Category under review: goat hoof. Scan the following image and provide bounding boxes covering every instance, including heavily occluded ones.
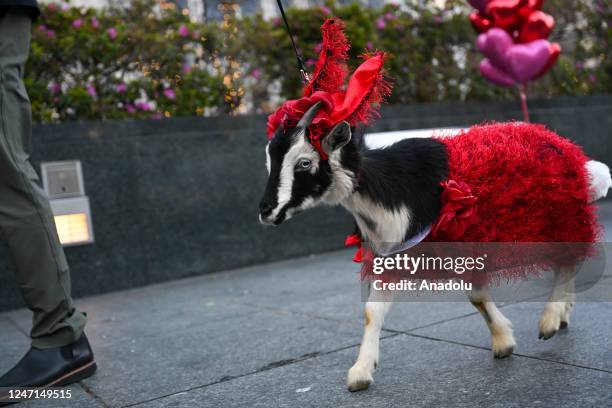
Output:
[538,313,561,340]
[348,380,372,392]
[538,329,557,340]
[559,321,568,330]
[494,346,514,359]
[347,364,373,392]
[492,333,515,359]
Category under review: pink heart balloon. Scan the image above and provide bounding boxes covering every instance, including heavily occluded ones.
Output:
[506,39,551,82]
[476,33,488,51]
[480,59,517,87]
[468,0,491,13]
[477,27,555,84]
[478,28,514,70]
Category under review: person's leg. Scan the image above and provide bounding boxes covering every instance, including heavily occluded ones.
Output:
[0,9,86,349]
[0,9,95,397]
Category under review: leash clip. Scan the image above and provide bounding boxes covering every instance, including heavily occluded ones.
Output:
[300,70,311,84]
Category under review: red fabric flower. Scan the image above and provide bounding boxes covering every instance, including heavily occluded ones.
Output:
[266,92,335,139]
[266,92,337,158]
[430,180,478,240]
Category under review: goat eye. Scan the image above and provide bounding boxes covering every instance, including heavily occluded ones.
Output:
[296,159,312,171]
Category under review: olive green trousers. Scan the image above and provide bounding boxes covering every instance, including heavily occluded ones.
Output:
[0,8,86,349]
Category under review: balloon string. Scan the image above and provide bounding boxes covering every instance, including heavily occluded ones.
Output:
[519,84,530,123]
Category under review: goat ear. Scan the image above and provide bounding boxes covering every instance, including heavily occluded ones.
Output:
[322,121,351,155]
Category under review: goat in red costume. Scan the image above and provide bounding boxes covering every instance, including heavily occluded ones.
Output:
[259,18,612,392]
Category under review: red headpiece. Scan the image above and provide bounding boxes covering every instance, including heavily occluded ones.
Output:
[266,18,392,159]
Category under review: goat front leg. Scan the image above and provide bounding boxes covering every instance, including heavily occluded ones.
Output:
[347,290,393,392]
[468,287,516,358]
[538,264,576,339]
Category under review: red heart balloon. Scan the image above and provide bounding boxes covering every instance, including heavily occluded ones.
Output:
[487,0,528,30]
[519,11,555,42]
[470,10,492,33]
[518,0,544,19]
[534,42,561,79]
[468,0,492,14]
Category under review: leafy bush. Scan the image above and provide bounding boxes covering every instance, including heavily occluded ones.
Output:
[27,0,610,123]
[27,0,226,122]
[232,0,610,110]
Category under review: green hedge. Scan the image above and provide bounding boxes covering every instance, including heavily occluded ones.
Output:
[27,0,610,123]
[27,0,226,122]
[232,0,610,108]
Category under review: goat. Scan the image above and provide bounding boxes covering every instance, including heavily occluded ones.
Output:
[259,102,612,392]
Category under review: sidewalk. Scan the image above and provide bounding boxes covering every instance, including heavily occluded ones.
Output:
[1,201,611,407]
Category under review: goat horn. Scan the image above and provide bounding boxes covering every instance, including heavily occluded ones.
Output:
[297,101,322,129]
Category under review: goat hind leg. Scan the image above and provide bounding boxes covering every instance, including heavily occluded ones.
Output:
[539,265,576,339]
[347,291,393,392]
[468,288,516,359]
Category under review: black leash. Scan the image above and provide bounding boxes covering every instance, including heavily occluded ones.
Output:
[276,0,310,84]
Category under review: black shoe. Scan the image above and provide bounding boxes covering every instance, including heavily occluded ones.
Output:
[0,334,96,405]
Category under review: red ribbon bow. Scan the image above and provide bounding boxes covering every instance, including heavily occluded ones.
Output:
[344,233,364,263]
[430,180,478,241]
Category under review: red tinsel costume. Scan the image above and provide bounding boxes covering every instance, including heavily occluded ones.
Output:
[432,123,599,244]
[268,18,600,281]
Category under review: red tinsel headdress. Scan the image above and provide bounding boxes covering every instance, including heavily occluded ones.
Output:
[266,18,392,159]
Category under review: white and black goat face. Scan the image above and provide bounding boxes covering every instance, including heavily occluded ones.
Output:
[259,102,354,225]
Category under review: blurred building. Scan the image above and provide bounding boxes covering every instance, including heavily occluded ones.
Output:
[39,0,393,21]
[201,0,391,21]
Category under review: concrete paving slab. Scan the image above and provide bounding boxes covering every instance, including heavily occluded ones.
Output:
[221,253,550,333]
[155,249,360,301]
[249,285,480,333]
[79,289,257,348]
[574,275,612,301]
[80,308,367,407]
[412,298,612,372]
[0,317,29,375]
[220,262,482,332]
[0,309,30,332]
[0,250,356,325]
[190,249,540,332]
[134,334,612,408]
[1,283,260,349]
